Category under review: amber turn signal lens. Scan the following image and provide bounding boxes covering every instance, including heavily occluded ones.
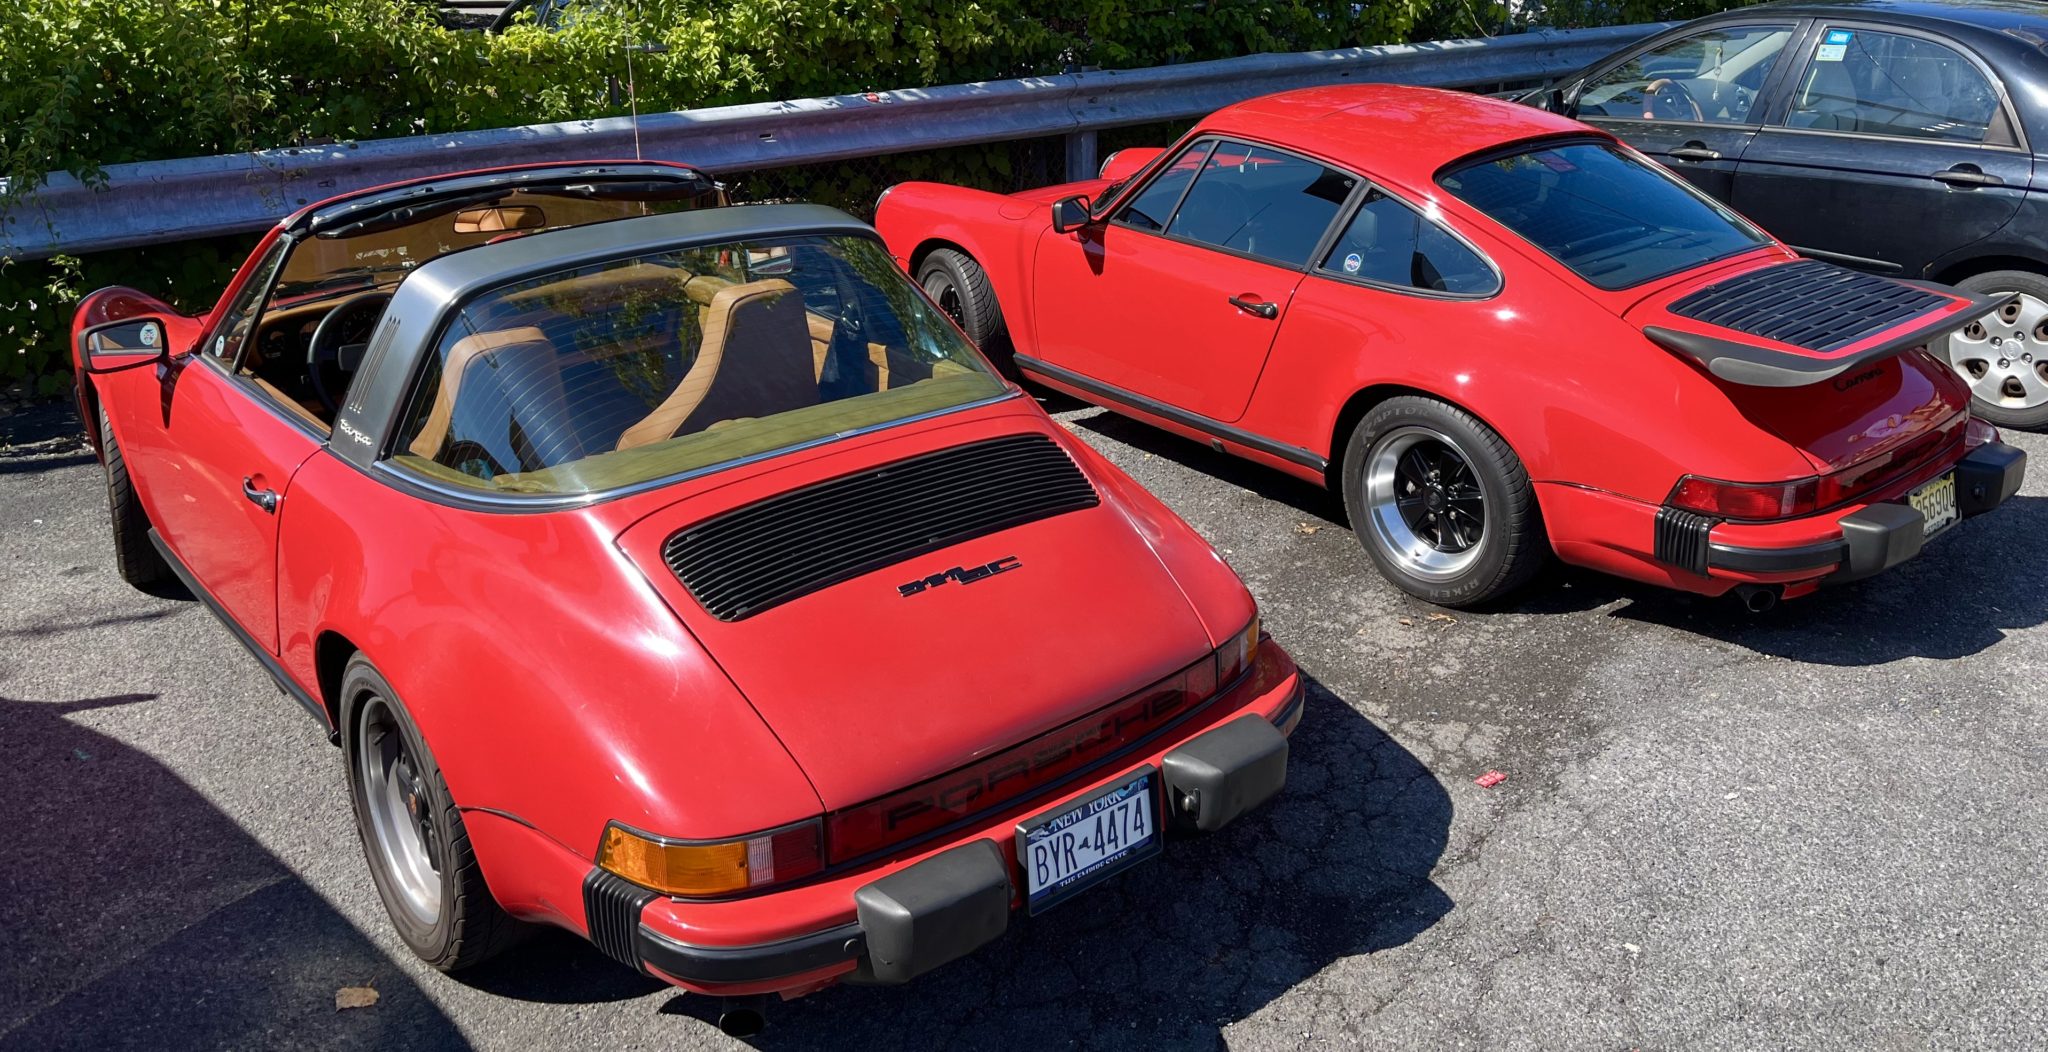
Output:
[597,821,822,897]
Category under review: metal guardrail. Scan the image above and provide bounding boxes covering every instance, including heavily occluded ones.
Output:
[0,22,1668,261]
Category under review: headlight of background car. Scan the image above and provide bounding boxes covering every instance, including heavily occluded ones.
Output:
[597,819,823,897]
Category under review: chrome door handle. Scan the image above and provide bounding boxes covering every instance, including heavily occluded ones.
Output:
[1932,167,2003,188]
[1228,294,1279,319]
[242,477,280,514]
[1668,145,1722,161]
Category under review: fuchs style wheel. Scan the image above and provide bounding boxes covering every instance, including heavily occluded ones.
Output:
[94,402,171,589]
[1946,271,2048,430]
[341,657,522,971]
[917,248,1016,376]
[1341,396,1545,607]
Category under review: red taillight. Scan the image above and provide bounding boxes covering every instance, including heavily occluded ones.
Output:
[1669,475,1817,519]
[1669,420,1966,521]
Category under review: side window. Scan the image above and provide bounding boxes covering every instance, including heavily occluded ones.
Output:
[1164,141,1355,267]
[209,239,289,362]
[1577,25,1794,125]
[1114,142,1214,232]
[1786,28,2001,143]
[1318,190,1497,296]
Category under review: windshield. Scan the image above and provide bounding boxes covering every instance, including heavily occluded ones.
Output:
[274,184,721,299]
[389,234,1008,496]
[1437,141,1769,290]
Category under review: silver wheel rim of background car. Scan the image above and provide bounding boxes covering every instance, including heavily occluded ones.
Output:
[1946,292,2048,411]
[1364,426,1488,581]
[357,696,444,927]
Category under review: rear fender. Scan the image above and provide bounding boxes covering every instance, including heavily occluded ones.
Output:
[875,183,1047,355]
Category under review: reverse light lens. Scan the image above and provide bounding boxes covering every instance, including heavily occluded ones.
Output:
[1966,416,2000,447]
[598,820,822,897]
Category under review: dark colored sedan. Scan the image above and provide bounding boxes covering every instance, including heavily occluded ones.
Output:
[1524,0,2048,428]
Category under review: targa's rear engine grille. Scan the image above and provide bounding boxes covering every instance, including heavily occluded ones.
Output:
[1667,260,1951,353]
[664,433,1099,620]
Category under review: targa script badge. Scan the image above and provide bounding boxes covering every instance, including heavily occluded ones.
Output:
[898,556,1021,597]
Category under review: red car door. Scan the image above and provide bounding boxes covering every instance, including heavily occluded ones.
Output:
[1030,138,1355,423]
[133,351,324,652]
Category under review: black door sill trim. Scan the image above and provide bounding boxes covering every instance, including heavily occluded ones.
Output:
[146,528,338,744]
[1014,355,1327,472]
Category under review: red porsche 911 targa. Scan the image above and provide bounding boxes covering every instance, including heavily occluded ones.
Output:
[875,85,2029,608]
[71,163,1302,1015]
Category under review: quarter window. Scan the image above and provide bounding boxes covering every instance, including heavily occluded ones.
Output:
[1318,191,1497,296]
[1163,141,1355,267]
[1785,28,2001,143]
[1578,25,1794,125]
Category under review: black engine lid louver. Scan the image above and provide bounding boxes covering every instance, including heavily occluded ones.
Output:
[663,433,1100,621]
[1667,259,1950,353]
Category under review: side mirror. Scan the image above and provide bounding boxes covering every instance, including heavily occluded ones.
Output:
[1050,195,1096,235]
[1552,84,1580,119]
[81,317,171,374]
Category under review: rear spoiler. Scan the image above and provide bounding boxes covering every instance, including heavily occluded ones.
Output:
[1638,260,2006,387]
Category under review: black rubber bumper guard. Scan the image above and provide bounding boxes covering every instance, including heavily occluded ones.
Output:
[619,710,1293,988]
[1670,441,2027,582]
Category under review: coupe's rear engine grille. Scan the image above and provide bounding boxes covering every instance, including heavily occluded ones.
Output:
[1667,260,1951,353]
[664,433,1099,620]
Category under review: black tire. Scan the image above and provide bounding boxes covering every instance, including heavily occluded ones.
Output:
[95,403,171,589]
[1339,396,1546,607]
[917,248,1016,377]
[1946,270,2048,430]
[340,656,524,971]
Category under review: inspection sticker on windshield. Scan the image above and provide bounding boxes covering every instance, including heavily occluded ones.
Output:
[1817,29,1851,61]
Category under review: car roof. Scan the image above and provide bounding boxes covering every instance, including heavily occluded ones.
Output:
[1199,85,1596,188]
[1734,0,2048,35]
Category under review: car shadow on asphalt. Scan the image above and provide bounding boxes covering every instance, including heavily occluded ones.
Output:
[0,401,96,476]
[1046,397,1348,525]
[627,670,1453,1050]
[1514,496,2048,665]
[0,692,471,1051]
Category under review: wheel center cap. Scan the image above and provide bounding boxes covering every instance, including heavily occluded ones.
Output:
[1425,490,1445,510]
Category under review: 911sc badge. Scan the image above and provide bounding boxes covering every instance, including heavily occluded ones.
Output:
[898,556,1020,597]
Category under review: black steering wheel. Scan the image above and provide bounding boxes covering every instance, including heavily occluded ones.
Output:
[1643,78,1705,122]
[307,290,393,417]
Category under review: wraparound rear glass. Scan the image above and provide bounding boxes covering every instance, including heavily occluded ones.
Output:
[389,235,1005,495]
[1437,140,1769,290]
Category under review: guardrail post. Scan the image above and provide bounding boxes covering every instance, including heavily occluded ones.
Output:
[1064,130,1098,182]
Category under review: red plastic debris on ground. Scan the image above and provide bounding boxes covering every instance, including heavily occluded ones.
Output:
[1474,770,1507,788]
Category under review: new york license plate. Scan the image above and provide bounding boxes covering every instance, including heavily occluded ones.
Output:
[1017,769,1161,915]
[1908,471,1958,539]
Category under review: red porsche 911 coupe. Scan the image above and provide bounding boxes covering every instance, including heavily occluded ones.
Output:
[71,163,1301,1017]
[875,85,2028,609]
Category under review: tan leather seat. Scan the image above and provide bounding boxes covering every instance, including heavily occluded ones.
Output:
[407,326,552,458]
[615,279,819,451]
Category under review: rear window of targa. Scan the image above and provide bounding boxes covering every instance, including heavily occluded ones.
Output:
[389,235,1007,495]
[1437,141,1769,290]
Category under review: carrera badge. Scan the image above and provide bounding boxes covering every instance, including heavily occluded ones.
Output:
[898,556,1021,597]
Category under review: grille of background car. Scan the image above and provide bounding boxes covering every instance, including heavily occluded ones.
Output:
[662,433,1100,620]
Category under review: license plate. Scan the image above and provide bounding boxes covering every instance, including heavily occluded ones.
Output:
[1017,769,1161,915]
[1908,471,1958,539]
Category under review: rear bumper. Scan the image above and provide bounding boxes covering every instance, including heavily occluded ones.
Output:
[1700,440,2025,581]
[622,642,1303,996]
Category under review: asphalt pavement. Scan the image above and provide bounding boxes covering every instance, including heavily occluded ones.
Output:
[2,394,2043,1050]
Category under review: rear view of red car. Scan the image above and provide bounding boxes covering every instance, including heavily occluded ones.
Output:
[71,164,1302,1016]
[875,85,2027,608]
